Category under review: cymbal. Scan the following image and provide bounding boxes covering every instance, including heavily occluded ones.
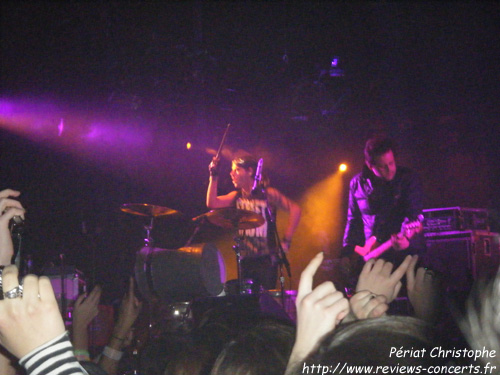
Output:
[204,208,265,230]
[120,203,179,217]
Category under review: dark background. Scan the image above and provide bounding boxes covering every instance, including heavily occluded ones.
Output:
[1,2,499,300]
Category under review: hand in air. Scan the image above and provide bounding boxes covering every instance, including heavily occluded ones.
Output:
[349,290,389,320]
[406,255,440,323]
[288,252,349,367]
[0,266,65,359]
[209,157,219,177]
[355,255,413,303]
[113,277,142,341]
[73,285,102,331]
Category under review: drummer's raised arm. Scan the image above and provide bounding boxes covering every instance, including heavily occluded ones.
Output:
[206,181,237,209]
[206,157,238,208]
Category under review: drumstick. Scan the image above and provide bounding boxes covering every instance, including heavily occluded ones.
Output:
[214,123,231,162]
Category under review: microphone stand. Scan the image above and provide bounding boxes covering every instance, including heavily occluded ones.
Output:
[257,185,291,308]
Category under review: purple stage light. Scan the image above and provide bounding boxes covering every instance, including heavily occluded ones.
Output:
[58,118,64,137]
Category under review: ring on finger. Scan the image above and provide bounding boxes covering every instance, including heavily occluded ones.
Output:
[4,285,23,299]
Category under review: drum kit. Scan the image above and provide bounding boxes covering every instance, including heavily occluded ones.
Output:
[119,202,265,302]
[117,125,295,346]
[119,201,276,350]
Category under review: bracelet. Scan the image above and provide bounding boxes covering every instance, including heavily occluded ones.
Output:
[0,265,5,300]
[102,346,123,361]
[111,334,125,342]
[74,349,90,361]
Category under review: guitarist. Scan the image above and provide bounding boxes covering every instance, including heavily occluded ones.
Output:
[341,136,425,277]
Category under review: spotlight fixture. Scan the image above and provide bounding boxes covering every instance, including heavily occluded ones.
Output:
[329,56,344,77]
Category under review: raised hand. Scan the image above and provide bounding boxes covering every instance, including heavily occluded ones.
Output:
[209,157,220,177]
[99,277,142,375]
[0,265,65,359]
[287,252,349,371]
[355,255,413,303]
[115,278,142,337]
[72,285,102,352]
[73,286,102,329]
[406,255,440,323]
[349,290,389,320]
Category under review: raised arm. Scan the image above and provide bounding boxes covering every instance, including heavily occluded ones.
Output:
[206,158,237,209]
[406,255,439,323]
[71,285,102,360]
[286,252,349,374]
[98,277,142,375]
[355,255,413,303]
[0,265,87,375]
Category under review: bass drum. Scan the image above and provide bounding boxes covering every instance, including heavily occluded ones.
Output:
[135,243,226,303]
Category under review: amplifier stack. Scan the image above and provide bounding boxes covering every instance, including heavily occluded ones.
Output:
[422,207,499,291]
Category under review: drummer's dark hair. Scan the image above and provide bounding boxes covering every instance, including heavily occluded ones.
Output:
[232,155,258,176]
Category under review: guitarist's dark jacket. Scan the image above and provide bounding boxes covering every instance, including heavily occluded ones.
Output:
[342,165,425,261]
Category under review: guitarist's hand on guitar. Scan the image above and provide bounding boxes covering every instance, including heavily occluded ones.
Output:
[355,255,413,303]
[391,233,410,251]
[349,290,389,320]
[360,216,423,261]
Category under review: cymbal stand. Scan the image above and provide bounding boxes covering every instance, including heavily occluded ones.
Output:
[184,216,205,247]
[144,217,155,247]
[272,224,288,307]
[139,215,155,375]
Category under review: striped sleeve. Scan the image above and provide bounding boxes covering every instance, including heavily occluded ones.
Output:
[19,332,88,375]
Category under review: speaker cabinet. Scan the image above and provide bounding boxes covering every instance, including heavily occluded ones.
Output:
[43,267,86,315]
[424,231,500,291]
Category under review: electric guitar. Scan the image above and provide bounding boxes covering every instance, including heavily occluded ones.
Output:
[355,215,424,262]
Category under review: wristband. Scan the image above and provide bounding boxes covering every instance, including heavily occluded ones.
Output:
[111,334,125,342]
[102,346,123,361]
[74,349,90,361]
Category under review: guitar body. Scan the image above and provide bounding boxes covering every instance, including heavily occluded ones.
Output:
[354,236,379,257]
[355,215,424,262]
[335,216,424,295]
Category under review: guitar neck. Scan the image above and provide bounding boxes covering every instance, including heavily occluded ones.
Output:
[363,239,393,262]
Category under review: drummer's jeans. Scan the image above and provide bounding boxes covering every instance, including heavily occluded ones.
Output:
[241,255,278,292]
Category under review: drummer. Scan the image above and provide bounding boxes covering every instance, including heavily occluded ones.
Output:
[207,155,301,291]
